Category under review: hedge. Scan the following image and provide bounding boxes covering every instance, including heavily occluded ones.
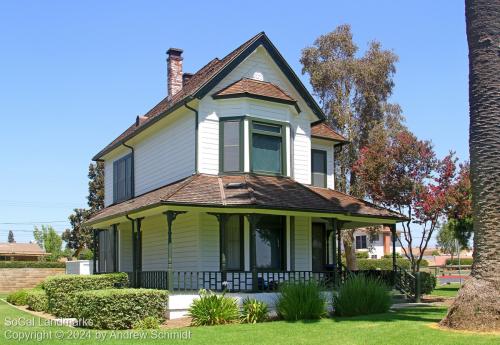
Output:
[0,261,65,268]
[74,289,168,330]
[445,258,473,266]
[6,289,30,305]
[417,272,437,295]
[26,290,49,312]
[44,273,128,317]
[355,258,428,270]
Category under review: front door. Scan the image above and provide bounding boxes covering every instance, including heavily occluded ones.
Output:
[312,223,326,272]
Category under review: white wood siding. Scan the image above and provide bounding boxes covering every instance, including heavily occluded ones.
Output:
[294,216,311,270]
[118,222,133,272]
[103,111,195,207]
[293,119,312,184]
[199,212,220,271]
[311,139,335,189]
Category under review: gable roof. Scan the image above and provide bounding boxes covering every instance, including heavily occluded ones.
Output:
[93,32,326,160]
[311,122,349,144]
[86,173,405,225]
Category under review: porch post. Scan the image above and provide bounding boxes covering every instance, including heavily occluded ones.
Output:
[390,224,397,285]
[331,219,337,285]
[164,211,186,291]
[112,224,118,273]
[130,218,136,287]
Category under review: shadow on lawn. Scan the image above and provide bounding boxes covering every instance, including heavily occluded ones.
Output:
[330,306,444,324]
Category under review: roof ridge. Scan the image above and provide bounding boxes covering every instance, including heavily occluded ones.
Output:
[217,176,227,206]
[162,174,201,202]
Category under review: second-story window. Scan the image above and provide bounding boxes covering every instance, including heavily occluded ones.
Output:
[220,119,243,173]
[113,153,133,203]
[311,149,327,187]
[251,121,286,175]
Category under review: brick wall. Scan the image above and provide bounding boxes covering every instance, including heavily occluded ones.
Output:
[0,268,65,292]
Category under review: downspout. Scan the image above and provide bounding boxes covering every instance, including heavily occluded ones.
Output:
[184,102,199,174]
[122,143,135,198]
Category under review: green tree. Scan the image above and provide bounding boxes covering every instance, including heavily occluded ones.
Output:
[62,162,104,259]
[437,223,460,262]
[441,0,500,331]
[33,225,62,261]
[301,24,404,269]
[7,230,15,243]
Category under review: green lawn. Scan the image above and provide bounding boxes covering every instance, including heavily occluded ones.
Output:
[431,283,462,297]
[1,298,498,345]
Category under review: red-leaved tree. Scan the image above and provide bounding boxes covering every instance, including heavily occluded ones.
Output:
[354,130,458,272]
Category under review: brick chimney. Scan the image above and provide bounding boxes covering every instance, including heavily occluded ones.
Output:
[166,48,183,97]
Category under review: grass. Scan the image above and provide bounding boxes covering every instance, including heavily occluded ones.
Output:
[0,296,498,345]
[430,283,462,297]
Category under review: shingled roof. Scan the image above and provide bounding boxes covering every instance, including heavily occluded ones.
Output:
[213,78,296,104]
[87,174,405,225]
[93,32,327,160]
[311,122,348,144]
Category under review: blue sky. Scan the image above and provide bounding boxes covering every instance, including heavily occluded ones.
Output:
[0,1,468,244]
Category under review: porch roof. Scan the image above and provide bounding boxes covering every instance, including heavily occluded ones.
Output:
[87,174,406,226]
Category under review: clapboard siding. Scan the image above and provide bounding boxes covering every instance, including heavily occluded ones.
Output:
[293,119,312,184]
[294,216,311,271]
[311,139,335,189]
[118,221,133,272]
[134,112,195,196]
[199,212,220,271]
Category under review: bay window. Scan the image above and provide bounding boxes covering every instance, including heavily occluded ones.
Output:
[251,121,286,175]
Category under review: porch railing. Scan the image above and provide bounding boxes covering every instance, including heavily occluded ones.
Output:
[126,270,337,292]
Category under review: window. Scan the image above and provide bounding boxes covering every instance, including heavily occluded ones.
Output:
[220,119,243,172]
[355,235,367,249]
[251,121,286,175]
[113,154,133,203]
[311,149,327,187]
[255,216,285,270]
[223,215,243,270]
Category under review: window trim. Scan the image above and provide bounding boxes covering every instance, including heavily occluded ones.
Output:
[311,149,327,188]
[219,117,245,174]
[249,117,288,176]
[113,153,133,204]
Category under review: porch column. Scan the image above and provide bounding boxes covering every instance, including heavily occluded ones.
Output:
[135,218,143,287]
[245,214,263,292]
[390,223,397,285]
[130,218,136,286]
[164,211,186,291]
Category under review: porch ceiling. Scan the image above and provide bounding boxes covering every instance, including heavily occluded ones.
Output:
[86,174,406,228]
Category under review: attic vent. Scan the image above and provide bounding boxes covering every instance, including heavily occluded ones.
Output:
[252,71,264,81]
[225,182,246,189]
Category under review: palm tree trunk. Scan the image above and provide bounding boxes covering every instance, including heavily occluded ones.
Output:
[440,0,500,331]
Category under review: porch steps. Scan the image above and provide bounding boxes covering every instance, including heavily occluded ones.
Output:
[391,290,410,304]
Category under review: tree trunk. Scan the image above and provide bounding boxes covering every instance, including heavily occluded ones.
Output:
[441,0,500,331]
[343,230,358,271]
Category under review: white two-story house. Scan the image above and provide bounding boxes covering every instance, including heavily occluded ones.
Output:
[87,32,405,295]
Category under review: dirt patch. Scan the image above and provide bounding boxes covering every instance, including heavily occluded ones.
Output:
[162,317,192,329]
[428,322,500,336]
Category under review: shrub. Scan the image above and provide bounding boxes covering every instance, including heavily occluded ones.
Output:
[44,272,128,317]
[0,261,65,268]
[241,298,268,323]
[356,251,369,259]
[275,280,326,321]
[6,289,29,305]
[26,290,48,312]
[188,290,239,326]
[132,316,161,330]
[74,289,167,330]
[334,275,391,316]
[417,272,437,295]
[445,258,473,266]
[383,253,402,259]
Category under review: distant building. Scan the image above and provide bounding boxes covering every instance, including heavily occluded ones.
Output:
[351,226,403,259]
[0,242,49,261]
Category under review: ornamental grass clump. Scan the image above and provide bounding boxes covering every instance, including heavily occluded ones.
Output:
[334,275,391,316]
[188,289,239,326]
[275,280,326,321]
[241,298,268,323]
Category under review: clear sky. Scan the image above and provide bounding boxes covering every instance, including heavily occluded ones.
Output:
[0,1,468,244]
